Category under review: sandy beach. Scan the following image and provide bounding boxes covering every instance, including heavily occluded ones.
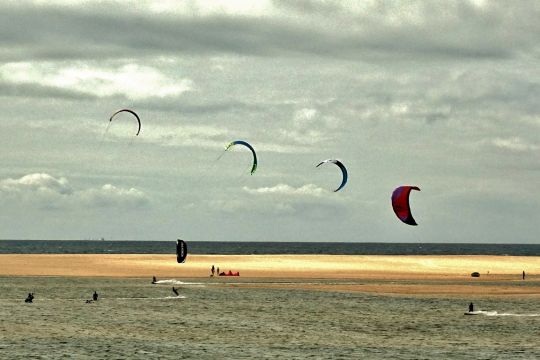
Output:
[2,254,539,296]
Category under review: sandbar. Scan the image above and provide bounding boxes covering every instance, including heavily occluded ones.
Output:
[1,254,539,296]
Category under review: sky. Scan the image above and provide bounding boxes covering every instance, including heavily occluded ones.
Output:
[0,0,538,243]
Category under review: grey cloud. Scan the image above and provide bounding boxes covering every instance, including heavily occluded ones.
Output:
[0,81,96,100]
[1,2,540,62]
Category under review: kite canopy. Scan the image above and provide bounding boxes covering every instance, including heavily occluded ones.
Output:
[316,159,348,192]
[109,109,141,136]
[391,186,420,226]
[225,140,258,175]
[176,239,187,263]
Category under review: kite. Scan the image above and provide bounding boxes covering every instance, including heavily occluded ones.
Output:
[391,186,420,226]
[316,159,348,192]
[176,239,187,263]
[225,140,258,175]
[109,109,141,136]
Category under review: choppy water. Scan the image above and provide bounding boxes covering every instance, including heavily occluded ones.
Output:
[2,240,540,255]
[1,277,540,359]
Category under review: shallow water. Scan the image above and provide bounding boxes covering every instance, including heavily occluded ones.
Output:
[1,277,539,359]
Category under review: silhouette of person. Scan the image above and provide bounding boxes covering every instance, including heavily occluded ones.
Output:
[468,302,474,312]
[211,265,215,276]
[172,287,179,296]
[152,276,157,284]
[93,291,98,301]
[25,292,34,303]
[523,271,526,280]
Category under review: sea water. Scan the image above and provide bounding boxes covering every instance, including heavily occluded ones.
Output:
[1,276,540,359]
[1,240,540,255]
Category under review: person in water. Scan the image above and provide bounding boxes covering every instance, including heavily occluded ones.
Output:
[172,287,179,296]
[523,271,526,280]
[93,291,98,301]
[211,265,215,277]
[25,292,34,303]
[152,276,157,284]
[468,302,474,312]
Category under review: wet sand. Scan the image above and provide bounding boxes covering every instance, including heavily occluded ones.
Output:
[1,254,539,296]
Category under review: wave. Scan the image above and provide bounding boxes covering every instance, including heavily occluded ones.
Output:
[115,296,186,300]
[469,311,540,317]
[154,279,205,286]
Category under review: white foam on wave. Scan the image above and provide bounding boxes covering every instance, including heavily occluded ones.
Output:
[472,311,540,317]
[154,279,205,286]
[115,296,186,300]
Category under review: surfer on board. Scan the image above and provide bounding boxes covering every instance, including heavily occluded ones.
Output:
[468,302,474,312]
[93,291,98,301]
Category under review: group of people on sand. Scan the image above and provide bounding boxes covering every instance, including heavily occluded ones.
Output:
[210,265,239,276]
[210,265,220,277]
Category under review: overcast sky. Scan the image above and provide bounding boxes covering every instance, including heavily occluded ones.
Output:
[0,0,538,243]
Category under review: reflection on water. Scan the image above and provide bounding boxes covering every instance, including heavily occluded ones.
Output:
[1,277,539,359]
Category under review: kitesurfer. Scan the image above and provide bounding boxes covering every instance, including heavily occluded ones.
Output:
[93,291,98,301]
[24,292,34,303]
[468,302,474,312]
[172,287,179,296]
[152,276,157,284]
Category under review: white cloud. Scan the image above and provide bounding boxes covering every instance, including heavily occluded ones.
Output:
[80,184,149,208]
[0,173,149,209]
[243,183,326,197]
[279,107,341,145]
[133,124,230,148]
[13,0,276,17]
[491,137,538,152]
[0,173,73,195]
[0,62,192,100]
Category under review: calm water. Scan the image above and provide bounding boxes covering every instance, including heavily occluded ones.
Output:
[1,276,540,359]
[2,240,540,255]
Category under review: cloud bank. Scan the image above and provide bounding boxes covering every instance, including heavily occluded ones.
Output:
[0,173,149,209]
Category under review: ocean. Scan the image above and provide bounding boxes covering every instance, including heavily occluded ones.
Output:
[1,276,539,359]
[1,240,540,255]
[2,241,540,359]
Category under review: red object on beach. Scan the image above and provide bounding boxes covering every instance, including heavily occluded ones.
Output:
[219,271,240,276]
